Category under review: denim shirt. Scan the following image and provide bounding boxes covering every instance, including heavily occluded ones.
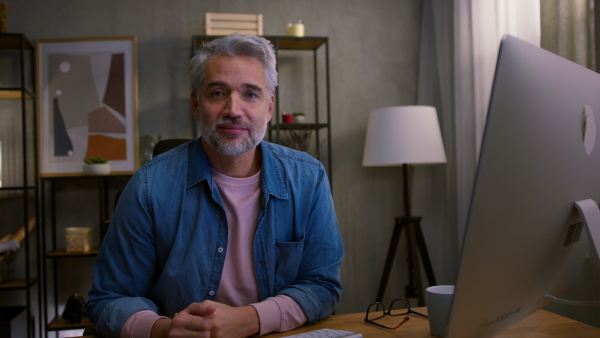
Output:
[85,138,344,337]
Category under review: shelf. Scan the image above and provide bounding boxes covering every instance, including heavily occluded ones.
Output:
[192,35,327,51]
[48,315,92,331]
[0,32,39,338]
[266,36,327,50]
[0,89,33,99]
[46,249,99,258]
[0,186,37,192]
[41,174,133,180]
[0,33,34,50]
[41,175,130,335]
[273,123,329,130]
[0,278,38,290]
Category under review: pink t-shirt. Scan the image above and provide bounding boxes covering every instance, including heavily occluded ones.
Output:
[120,169,307,337]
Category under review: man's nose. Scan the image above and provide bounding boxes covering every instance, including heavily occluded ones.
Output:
[223,94,242,117]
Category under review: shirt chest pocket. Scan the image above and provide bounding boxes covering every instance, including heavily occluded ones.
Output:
[274,235,305,289]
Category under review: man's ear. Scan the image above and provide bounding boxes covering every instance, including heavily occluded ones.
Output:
[191,89,200,121]
[266,94,275,122]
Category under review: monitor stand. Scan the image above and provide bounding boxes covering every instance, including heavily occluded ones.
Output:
[574,199,600,268]
[543,199,600,306]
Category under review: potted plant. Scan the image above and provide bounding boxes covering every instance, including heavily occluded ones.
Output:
[83,157,111,175]
[293,112,306,123]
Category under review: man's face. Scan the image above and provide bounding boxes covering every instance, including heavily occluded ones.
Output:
[192,55,274,156]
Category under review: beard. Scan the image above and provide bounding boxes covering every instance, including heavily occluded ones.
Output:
[199,116,268,156]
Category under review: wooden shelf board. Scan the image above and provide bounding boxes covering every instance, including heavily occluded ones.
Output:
[272,123,329,130]
[47,249,99,258]
[40,174,132,180]
[193,35,326,51]
[0,277,38,290]
[48,315,92,330]
[0,185,36,191]
[267,36,327,50]
[0,34,34,50]
[0,90,33,99]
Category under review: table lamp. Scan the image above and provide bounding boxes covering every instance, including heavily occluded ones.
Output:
[363,105,446,305]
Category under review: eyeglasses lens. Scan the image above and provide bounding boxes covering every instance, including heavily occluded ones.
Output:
[389,299,410,316]
[366,302,386,321]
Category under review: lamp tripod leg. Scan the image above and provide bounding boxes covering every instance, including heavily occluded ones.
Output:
[376,218,404,301]
[376,216,437,306]
[406,219,425,305]
[407,218,438,306]
[414,219,437,287]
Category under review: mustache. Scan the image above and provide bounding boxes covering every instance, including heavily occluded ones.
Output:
[215,117,252,129]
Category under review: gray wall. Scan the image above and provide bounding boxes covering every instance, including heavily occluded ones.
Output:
[4,0,437,322]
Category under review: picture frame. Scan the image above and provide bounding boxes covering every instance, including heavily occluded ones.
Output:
[36,36,138,177]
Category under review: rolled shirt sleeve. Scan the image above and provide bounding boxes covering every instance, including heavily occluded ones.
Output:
[119,310,167,338]
[251,295,308,335]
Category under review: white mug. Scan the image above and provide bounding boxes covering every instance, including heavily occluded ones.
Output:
[426,285,455,337]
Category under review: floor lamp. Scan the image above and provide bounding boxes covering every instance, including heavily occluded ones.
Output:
[362,106,447,306]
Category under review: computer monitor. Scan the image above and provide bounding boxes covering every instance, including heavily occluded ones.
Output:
[447,35,600,338]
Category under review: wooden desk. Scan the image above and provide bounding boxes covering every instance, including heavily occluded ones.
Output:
[267,307,600,337]
[72,307,599,337]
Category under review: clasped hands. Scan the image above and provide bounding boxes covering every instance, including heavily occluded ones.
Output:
[151,300,260,337]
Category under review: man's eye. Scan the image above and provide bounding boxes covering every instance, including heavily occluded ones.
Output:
[211,91,225,97]
[245,92,258,98]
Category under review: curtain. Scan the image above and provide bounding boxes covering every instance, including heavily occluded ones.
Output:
[541,0,596,71]
[418,0,541,280]
[469,0,540,154]
[416,0,459,284]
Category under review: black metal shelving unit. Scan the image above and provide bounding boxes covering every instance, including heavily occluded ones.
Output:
[0,33,40,338]
[191,35,333,187]
[40,174,130,336]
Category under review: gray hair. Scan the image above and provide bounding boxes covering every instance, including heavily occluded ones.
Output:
[190,34,278,95]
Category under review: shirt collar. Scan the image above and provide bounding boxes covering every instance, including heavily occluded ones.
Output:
[186,138,289,201]
[186,138,213,189]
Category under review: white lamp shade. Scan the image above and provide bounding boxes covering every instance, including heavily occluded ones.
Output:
[363,106,447,166]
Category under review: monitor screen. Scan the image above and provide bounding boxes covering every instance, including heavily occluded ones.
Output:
[447,35,600,338]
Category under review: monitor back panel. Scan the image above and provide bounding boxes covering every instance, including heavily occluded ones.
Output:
[447,35,600,338]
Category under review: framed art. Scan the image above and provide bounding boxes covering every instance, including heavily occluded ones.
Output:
[36,36,138,176]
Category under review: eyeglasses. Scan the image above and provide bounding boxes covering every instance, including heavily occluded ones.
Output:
[364,298,428,329]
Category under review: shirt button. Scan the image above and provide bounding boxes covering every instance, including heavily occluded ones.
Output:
[217,247,224,253]
[209,290,215,296]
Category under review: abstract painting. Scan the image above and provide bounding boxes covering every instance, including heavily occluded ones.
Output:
[36,37,138,176]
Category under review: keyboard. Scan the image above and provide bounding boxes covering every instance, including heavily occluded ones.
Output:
[284,328,363,338]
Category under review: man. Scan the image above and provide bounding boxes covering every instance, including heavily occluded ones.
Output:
[85,34,344,337]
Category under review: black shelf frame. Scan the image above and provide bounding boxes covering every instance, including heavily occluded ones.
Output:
[40,174,131,335]
[0,32,40,338]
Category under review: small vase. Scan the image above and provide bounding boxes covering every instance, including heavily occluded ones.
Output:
[83,163,111,175]
[294,115,306,123]
[282,114,294,123]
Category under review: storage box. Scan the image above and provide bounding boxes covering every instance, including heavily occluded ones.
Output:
[65,227,92,253]
[205,13,263,36]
